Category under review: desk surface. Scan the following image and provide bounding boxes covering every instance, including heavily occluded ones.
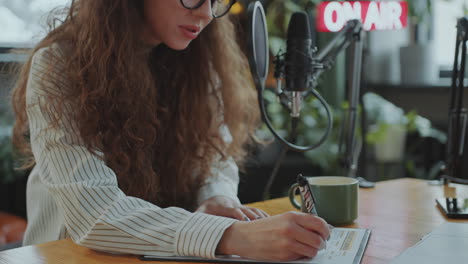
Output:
[1,178,468,264]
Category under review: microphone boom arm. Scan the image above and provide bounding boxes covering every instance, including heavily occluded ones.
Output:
[443,16,468,184]
[311,19,365,177]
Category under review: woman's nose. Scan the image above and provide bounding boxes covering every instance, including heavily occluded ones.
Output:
[192,0,213,22]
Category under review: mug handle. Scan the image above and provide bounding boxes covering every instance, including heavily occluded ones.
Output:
[288,183,301,209]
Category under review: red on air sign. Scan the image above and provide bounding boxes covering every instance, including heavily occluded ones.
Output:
[316,1,408,32]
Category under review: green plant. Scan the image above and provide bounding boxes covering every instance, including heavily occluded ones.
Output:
[363,92,446,145]
[363,92,447,179]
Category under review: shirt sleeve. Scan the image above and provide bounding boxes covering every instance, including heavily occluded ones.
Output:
[26,46,237,258]
[197,125,241,205]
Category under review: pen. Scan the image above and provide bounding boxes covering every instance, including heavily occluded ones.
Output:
[297,174,332,246]
[297,174,318,215]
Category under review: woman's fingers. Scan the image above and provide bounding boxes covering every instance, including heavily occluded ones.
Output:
[287,238,320,258]
[196,196,270,221]
[229,206,270,221]
[249,207,270,218]
[230,208,252,221]
[240,207,260,220]
[277,218,326,252]
[294,214,330,241]
[240,207,269,220]
[217,212,327,261]
[294,224,325,250]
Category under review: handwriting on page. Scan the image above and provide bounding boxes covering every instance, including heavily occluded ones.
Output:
[308,229,365,264]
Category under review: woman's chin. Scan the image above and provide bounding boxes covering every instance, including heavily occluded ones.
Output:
[163,37,193,51]
[168,42,191,51]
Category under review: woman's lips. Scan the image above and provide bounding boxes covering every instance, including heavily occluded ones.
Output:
[179,25,200,40]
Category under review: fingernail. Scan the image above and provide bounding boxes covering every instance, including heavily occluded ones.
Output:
[243,216,251,221]
[319,238,327,251]
[327,224,333,241]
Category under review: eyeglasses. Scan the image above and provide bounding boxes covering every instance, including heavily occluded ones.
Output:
[180,0,237,18]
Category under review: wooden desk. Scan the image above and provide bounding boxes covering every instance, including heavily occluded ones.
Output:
[1,178,468,264]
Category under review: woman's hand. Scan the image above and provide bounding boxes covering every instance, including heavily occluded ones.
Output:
[196,196,269,221]
[217,211,330,261]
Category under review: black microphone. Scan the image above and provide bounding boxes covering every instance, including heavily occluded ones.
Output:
[285,12,313,118]
[247,1,332,153]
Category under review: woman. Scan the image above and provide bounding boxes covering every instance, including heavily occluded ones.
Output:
[11,0,329,261]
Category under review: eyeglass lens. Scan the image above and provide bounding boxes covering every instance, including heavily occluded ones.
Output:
[181,0,234,17]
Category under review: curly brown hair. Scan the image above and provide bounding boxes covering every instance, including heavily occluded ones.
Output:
[11,0,259,210]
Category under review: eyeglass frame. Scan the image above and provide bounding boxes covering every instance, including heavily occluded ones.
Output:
[179,0,237,18]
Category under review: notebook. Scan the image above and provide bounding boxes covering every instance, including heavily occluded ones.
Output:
[141,228,371,264]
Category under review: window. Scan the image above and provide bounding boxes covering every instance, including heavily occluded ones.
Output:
[0,0,71,46]
[433,0,466,70]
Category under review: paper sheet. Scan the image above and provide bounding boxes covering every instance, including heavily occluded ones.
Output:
[391,223,468,264]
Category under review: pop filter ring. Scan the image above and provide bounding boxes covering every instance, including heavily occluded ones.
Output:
[247,1,332,152]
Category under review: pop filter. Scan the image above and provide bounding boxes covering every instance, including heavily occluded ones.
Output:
[247,1,269,89]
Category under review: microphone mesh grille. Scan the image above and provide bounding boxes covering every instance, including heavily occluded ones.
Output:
[287,12,311,39]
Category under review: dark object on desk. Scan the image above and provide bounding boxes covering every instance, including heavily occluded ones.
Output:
[436,198,468,219]
[357,177,375,188]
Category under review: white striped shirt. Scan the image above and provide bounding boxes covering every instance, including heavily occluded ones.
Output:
[22,45,240,258]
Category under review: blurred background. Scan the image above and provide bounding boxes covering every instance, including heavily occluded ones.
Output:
[0,0,467,245]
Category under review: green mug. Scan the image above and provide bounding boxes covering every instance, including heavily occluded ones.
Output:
[288,176,359,226]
